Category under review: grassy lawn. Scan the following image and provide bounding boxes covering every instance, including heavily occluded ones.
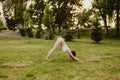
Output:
[0,36,120,80]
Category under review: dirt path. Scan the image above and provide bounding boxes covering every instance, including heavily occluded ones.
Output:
[0,31,21,37]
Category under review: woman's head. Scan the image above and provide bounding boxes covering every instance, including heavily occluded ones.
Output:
[71,51,76,56]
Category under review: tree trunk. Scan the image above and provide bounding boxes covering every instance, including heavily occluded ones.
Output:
[58,25,61,34]
[38,22,43,32]
[52,26,56,34]
[99,10,109,35]
[96,0,109,35]
[103,17,109,35]
[116,5,120,37]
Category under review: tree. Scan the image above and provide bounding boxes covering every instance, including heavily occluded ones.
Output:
[34,0,45,32]
[42,4,55,40]
[77,9,92,28]
[92,0,109,35]
[11,0,26,26]
[49,0,82,33]
[23,11,32,28]
[0,0,11,29]
[114,0,120,37]
[92,0,120,37]
[91,19,103,43]
[1,0,27,30]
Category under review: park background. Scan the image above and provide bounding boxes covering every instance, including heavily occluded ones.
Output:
[0,0,120,80]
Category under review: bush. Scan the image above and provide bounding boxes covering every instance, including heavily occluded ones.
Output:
[0,27,6,31]
[35,29,41,39]
[64,31,73,41]
[91,26,103,43]
[26,27,34,38]
[80,29,91,36]
[104,28,120,38]
[19,28,26,37]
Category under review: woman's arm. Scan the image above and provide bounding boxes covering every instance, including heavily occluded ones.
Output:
[66,50,80,61]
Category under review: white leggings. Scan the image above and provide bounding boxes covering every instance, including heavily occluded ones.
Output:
[46,37,66,57]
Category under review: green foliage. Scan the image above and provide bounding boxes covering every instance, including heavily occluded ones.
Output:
[91,20,103,43]
[42,4,55,30]
[23,11,30,23]
[0,20,3,31]
[19,28,26,37]
[42,4,55,40]
[26,27,34,38]
[13,0,25,24]
[35,29,41,39]
[78,9,92,28]
[76,27,80,38]
[33,0,45,32]
[92,0,120,36]
[0,19,3,26]
[64,31,73,41]
[6,18,16,30]
[80,29,91,37]
[49,0,82,33]
[105,28,120,38]
[23,11,32,28]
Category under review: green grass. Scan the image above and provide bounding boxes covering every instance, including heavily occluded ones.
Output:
[0,36,120,80]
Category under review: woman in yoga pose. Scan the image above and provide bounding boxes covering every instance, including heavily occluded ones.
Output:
[45,37,79,61]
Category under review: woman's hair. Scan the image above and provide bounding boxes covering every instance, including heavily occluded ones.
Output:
[71,51,76,56]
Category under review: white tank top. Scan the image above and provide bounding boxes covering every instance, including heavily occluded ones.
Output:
[62,44,70,52]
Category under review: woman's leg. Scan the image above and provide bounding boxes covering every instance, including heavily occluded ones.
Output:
[46,37,64,60]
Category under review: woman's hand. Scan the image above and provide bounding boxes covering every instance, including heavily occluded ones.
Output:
[74,57,80,61]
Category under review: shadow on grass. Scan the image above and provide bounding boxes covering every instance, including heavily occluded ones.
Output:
[0,75,8,79]
[0,61,33,68]
[25,73,36,80]
[44,58,82,65]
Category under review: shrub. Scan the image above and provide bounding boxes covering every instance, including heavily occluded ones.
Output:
[91,26,103,43]
[35,29,41,39]
[26,27,34,38]
[64,31,73,41]
[91,19,103,43]
[19,28,26,37]
[104,28,120,38]
[0,27,6,31]
[80,29,91,36]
